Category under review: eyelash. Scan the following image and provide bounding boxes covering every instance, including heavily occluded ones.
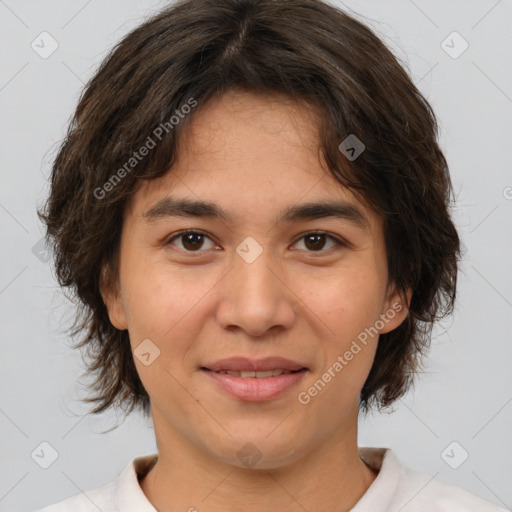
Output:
[165,229,347,256]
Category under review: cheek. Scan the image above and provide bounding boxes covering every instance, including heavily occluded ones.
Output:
[120,267,207,404]
[120,261,218,353]
[299,266,386,338]
[297,268,385,392]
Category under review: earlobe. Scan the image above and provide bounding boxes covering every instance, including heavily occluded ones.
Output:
[379,286,411,335]
[99,266,128,331]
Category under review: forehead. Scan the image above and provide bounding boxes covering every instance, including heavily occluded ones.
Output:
[176,90,324,170]
[126,91,379,233]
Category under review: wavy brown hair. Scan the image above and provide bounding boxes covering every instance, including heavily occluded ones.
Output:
[39,0,460,419]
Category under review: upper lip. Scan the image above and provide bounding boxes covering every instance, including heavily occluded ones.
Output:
[202,357,307,372]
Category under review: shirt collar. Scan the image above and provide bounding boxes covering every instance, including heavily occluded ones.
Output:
[351,447,402,511]
[114,453,159,511]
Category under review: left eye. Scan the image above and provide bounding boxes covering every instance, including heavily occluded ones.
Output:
[166,230,344,253]
[292,232,343,252]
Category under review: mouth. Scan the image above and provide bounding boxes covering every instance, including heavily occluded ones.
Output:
[204,369,304,378]
[200,357,308,401]
[202,356,307,373]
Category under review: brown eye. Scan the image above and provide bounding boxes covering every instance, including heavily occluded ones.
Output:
[304,234,327,251]
[181,232,205,251]
[167,230,216,252]
[293,232,344,253]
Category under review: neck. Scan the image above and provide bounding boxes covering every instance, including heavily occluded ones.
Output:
[140,407,377,512]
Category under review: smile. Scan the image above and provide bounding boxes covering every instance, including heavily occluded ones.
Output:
[211,369,299,378]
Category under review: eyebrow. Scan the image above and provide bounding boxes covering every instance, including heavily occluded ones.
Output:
[143,196,369,229]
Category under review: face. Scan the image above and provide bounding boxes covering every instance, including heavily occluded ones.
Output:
[102,90,408,469]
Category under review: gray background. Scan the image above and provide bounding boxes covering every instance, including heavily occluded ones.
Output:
[1,0,511,510]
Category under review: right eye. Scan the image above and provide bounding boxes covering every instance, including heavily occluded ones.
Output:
[166,230,219,253]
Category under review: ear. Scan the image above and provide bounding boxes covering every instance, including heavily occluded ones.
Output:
[378,284,411,335]
[99,264,128,331]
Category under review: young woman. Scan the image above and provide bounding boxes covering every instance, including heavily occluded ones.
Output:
[35,0,505,510]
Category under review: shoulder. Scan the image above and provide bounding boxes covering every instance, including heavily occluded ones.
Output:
[32,453,157,512]
[359,447,506,512]
[32,478,116,512]
[395,463,507,512]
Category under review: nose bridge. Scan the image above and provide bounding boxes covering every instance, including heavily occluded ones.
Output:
[216,237,296,336]
[233,237,282,304]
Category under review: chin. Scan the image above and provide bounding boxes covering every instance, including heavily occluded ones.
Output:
[203,430,308,471]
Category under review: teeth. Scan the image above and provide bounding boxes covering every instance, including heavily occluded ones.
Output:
[216,369,293,378]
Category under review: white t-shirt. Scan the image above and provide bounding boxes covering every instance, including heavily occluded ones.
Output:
[34,447,506,511]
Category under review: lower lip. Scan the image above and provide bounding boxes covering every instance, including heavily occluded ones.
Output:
[201,369,307,401]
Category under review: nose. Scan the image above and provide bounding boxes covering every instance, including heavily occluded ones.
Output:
[215,242,296,338]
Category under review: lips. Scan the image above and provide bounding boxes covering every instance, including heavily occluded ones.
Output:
[201,357,308,401]
[202,356,307,373]
[213,369,297,378]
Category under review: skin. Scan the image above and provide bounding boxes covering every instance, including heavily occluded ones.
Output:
[101,90,410,512]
